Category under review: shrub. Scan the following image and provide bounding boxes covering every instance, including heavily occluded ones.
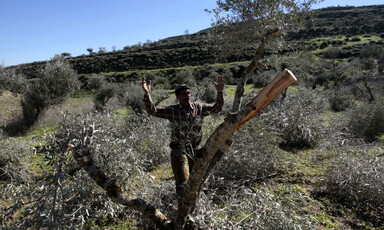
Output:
[119,82,146,114]
[214,118,290,181]
[120,81,171,115]
[21,80,50,123]
[323,147,384,225]
[124,113,170,169]
[218,67,236,85]
[262,87,328,151]
[319,41,329,49]
[201,84,217,103]
[360,44,383,59]
[20,56,79,128]
[93,83,116,111]
[196,78,217,103]
[0,139,31,183]
[174,66,196,86]
[268,52,326,88]
[348,98,384,141]
[329,92,354,112]
[1,110,167,229]
[0,66,27,94]
[145,71,170,89]
[37,55,79,105]
[87,74,105,91]
[253,70,276,88]
[195,185,318,229]
[195,64,216,82]
[323,47,342,59]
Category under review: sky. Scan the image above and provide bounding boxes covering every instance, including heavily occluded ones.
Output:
[1,0,383,67]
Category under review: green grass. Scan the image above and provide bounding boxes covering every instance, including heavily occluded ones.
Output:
[114,106,131,118]
[28,125,58,138]
[104,61,253,79]
[345,35,382,45]
[310,35,381,46]
[257,179,346,229]
[225,84,255,98]
[310,35,382,55]
[149,163,173,184]
[84,216,137,230]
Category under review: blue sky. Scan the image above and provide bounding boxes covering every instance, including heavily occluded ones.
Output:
[1,0,383,67]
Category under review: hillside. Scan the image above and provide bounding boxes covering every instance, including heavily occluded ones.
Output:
[1,4,384,229]
[9,5,384,79]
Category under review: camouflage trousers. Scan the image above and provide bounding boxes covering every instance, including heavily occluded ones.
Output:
[170,141,201,206]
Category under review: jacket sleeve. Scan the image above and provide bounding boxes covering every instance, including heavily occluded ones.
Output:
[144,94,172,119]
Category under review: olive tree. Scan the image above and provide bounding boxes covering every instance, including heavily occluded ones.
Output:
[68,1,319,229]
[0,65,27,95]
[21,55,79,128]
[208,0,321,112]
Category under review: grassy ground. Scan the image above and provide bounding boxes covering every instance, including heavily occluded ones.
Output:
[146,143,368,229]
[1,85,382,229]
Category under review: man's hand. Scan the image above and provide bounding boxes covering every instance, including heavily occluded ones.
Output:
[214,75,225,93]
[142,76,151,95]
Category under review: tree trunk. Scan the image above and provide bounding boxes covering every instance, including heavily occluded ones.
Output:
[362,75,374,102]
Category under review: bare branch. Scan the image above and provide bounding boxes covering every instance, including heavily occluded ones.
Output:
[155,92,171,106]
[232,28,281,112]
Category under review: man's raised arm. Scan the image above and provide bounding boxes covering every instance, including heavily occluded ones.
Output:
[142,76,171,118]
[142,76,151,96]
[214,75,225,93]
[142,76,156,115]
[202,75,225,116]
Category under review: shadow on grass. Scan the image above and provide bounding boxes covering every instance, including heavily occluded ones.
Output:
[1,118,30,137]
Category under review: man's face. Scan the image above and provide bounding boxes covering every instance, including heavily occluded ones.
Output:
[176,89,191,107]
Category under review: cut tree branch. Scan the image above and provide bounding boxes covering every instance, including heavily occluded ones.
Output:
[69,126,173,230]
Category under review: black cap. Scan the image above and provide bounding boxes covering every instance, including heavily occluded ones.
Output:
[175,84,190,95]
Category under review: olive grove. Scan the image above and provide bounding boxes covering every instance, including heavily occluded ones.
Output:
[3,0,384,229]
[67,1,319,229]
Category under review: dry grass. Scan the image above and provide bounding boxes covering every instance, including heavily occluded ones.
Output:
[0,91,95,137]
[36,95,94,127]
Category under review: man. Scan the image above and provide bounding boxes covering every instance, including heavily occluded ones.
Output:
[142,75,225,205]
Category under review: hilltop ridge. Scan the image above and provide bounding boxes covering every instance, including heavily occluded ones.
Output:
[9,5,384,78]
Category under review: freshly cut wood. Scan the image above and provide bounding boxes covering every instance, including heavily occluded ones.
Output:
[235,69,297,130]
